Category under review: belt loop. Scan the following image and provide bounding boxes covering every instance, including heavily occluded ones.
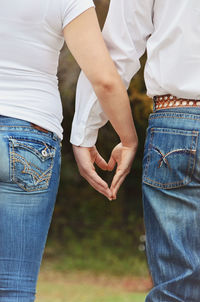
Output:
[52,132,58,141]
[153,96,157,112]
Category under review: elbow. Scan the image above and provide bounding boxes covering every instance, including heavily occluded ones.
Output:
[92,75,120,96]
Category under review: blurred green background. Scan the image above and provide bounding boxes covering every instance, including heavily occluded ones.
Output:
[39,0,154,301]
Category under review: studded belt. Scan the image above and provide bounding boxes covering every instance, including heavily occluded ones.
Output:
[154,94,200,110]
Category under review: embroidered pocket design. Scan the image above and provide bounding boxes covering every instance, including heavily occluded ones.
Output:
[142,128,198,189]
[9,137,56,192]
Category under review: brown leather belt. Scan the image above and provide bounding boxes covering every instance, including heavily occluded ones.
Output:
[30,123,49,133]
[154,94,200,110]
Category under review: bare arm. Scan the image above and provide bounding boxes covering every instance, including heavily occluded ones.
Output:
[70,0,154,148]
[63,7,138,199]
[64,0,154,199]
[63,7,137,149]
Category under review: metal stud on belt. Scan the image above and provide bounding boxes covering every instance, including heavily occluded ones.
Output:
[154,94,200,110]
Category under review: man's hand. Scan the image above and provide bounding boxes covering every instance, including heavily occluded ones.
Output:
[108,143,138,199]
[72,145,113,200]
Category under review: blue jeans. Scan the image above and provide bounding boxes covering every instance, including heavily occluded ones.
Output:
[142,106,200,302]
[0,115,61,301]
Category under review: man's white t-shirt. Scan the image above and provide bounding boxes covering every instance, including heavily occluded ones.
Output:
[0,0,94,139]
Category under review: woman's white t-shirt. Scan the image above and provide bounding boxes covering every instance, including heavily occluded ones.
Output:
[0,0,95,139]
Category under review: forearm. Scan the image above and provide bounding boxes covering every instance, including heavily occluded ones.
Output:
[93,77,138,148]
[64,3,153,147]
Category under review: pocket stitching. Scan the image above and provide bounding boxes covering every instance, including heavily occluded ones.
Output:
[14,153,53,184]
[149,113,200,122]
[11,138,55,160]
[143,129,198,189]
[9,137,55,192]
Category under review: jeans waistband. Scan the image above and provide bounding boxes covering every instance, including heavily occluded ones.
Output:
[148,108,200,134]
[0,115,60,142]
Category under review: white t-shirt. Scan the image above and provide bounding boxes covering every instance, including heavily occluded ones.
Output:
[0,0,95,139]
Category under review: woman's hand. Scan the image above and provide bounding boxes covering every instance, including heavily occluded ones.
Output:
[72,145,113,200]
[108,142,138,199]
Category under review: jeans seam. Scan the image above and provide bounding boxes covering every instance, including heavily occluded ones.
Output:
[149,115,200,121]
[152,129,199,136]
[16,202,25,302]
[0,125,60,143]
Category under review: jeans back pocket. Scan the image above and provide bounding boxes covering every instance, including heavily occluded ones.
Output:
[142,128,198,189]
[9,137,56,192]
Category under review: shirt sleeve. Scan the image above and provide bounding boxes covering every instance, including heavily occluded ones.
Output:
[62,0,95,30]
[70,0,154,147]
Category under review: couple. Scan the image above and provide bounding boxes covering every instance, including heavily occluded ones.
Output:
[0,0,199,301]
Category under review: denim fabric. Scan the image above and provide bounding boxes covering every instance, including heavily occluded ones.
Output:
[0,115,61,301]
[142,106,200,302]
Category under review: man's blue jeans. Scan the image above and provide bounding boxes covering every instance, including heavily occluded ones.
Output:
[142,107,200,302]
[0,115,61,301]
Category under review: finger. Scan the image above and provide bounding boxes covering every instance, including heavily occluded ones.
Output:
[79,161,107,188]
[87,170,109,190]
[111,173,127,199]
[87,177,113,200]
[85,169,113,200]
[110,168,124,189]
[107,155,116,171]
[79,162,111,194]
[95,152,108,170]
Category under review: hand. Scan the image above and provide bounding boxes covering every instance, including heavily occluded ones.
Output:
[72,145,112,200]
[108,143,138,200]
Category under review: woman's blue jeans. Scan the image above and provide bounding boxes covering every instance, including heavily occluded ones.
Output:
[142,106,200,302]
[0,115,61,301]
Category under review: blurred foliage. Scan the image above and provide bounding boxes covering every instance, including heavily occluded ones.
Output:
[37,270,147,302]
[48,0,153,261]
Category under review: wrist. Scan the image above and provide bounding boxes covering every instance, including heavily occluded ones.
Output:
[121,135,138,149]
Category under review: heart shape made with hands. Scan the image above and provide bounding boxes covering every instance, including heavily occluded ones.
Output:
[72,143,137,201]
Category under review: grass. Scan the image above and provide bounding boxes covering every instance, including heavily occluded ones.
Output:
[35,240,151,301]
[36,270,148,302]
[44,240,149,277]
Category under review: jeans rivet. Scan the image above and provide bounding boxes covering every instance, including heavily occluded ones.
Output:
[42,150,48,157]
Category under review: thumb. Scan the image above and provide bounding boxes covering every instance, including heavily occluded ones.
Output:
[107,155,116,171]
[95,152,108,171]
